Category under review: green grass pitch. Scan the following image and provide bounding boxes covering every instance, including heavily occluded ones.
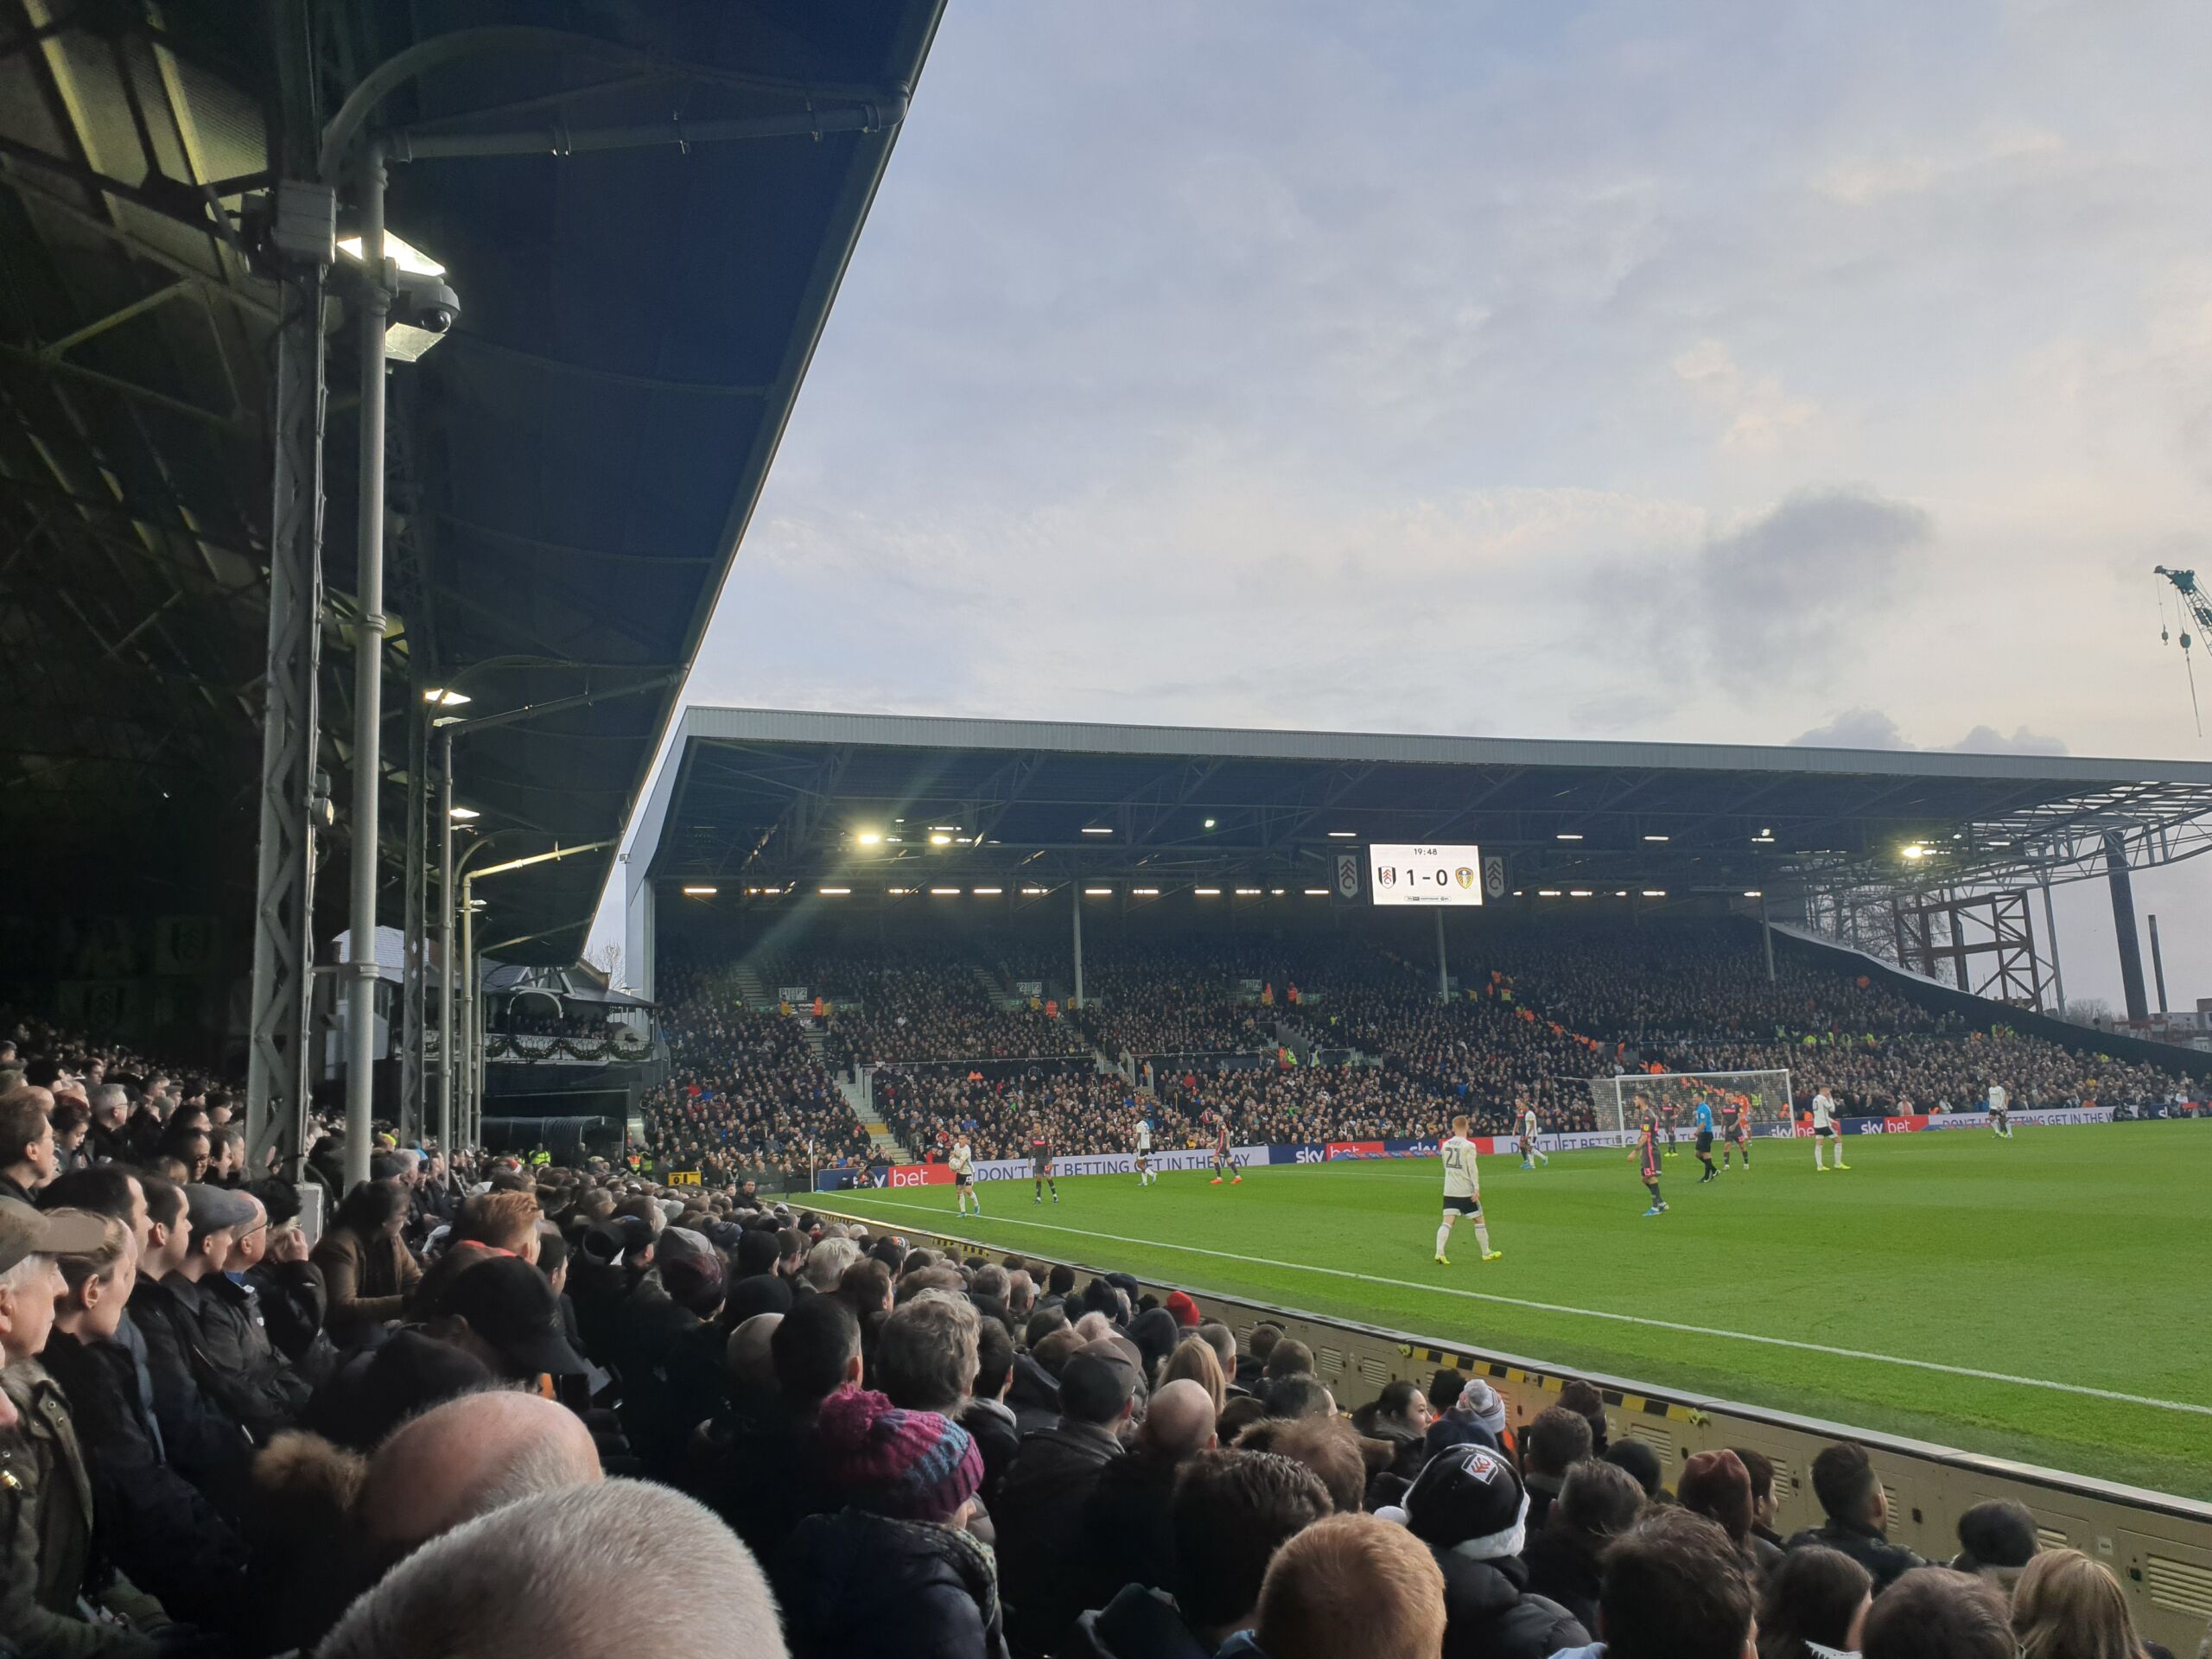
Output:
[824,1122,2212,1498]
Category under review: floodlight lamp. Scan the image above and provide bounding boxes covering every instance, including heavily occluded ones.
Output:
[929,834,953,846]
[1901,844,1926,860]
[448,805,480,821]
[856,830,882,844]
[338,231,446,276]
[1203,818,1217,830]
[423,687,470,707]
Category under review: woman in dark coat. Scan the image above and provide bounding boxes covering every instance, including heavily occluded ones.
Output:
[772,1387,1007,1659]
[311,1178,422,1344]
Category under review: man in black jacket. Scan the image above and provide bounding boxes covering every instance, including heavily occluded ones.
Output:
[1400,1443,1588,1659]
[194,1189,316,1416]
[1783,1440,1925,1592]
[124,1175,256,1515]
[996,1339,1136,1656]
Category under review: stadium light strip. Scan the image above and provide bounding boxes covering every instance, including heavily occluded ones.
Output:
[1081,826,1113,836]
[1084,887,1113,895]
[1326,830,1357,838]
[1556,832,1583,841]
[819,887,851,896]
[1021,887,1049,895]
[1642,889,1666,897]
[1744,889,1763,897]
[1643,834,1669,842]
[1304,888,1329,895]
[887,887,912,895]
[1195,887,1222,896]
[680,886,717,896]
[1570,889,1592,898]
[1133,887,1161,896]
[1537,889,1561,897]
[930,887,960,895]
[972,887,1003,895]
[1236,887,1262,895]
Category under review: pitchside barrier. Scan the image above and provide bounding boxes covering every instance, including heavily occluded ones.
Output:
[814,1201,2212,1653]
[810,1103,2208,1190]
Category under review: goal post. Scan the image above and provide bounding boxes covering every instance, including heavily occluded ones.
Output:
[1586,1069,1796,1148]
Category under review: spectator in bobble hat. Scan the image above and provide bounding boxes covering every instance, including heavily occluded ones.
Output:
[1391,1441,1588,1659]
[1164,1290,1202,1328]
[1426,1373,1510,1457]
[772,1387,1005,1659]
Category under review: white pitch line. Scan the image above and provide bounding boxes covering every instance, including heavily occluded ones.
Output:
[836,1194,2212,1420]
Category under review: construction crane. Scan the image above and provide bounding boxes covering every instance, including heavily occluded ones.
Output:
[2154,566,2211,734]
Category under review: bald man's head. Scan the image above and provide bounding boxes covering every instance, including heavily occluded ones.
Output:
[726,1313,782,1400]
[359,1389,601,1567]
[1141,1378,1221,1462]
[322,1478,785,1659]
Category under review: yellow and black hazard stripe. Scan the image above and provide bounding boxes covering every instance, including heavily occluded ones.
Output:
[1398,1344,1707,1427]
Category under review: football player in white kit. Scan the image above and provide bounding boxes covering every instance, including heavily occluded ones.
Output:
[1810,1085,1849,1172]
[1516,1099,1548,1169]
[1986,1080,2013,1138]
[1135,1115,1156,1185]
[950,1135,981,1216]
[1434,1116,1501,1266]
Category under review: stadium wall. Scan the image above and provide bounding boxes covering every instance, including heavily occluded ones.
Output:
[817,1204,2212,1653]
[1771,922,2212,1083]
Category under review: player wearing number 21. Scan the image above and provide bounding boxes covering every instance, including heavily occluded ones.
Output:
[1434,1116,1501,1266]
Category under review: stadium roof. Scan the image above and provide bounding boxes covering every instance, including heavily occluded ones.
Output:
[0,2,944,959]
[630,708,2212,907]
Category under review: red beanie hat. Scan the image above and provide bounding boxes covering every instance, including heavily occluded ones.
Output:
[1165,1291,1201,1327]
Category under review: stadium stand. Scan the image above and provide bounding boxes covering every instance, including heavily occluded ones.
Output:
[645,921,2200,1160]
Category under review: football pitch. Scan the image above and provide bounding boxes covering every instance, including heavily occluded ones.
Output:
[824,1122,2212,1499]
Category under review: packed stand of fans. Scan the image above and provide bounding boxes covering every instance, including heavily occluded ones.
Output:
[880,1069,1192,1163]
[4,1025,2192,1659]
[647,958,873,1179]
[806,945,1093,1071]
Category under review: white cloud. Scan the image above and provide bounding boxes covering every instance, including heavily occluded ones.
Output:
[1788,710,2069,753]
[1671,339,1819,454]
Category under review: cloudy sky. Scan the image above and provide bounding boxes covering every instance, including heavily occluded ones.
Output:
[601,0,2212,1009]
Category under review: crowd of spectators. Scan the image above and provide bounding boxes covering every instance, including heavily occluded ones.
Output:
[880,1069,1186,1162]
[804,947,1092,1072]
[645,962,873,1180]
[651,920,2202,1160]
[2,1011,2201,1659]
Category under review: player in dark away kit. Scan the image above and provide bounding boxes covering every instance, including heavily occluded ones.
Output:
[1209,1115,1241,1185]
[1633,1114,1668,1217]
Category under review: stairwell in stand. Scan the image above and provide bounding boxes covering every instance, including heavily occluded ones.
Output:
[732,963,770,1011]
[804,1027,910,1163]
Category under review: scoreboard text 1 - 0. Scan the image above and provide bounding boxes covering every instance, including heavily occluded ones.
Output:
[1366,843,1485,906]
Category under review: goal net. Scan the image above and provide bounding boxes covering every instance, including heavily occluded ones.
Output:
[1585,1070,1796,1148]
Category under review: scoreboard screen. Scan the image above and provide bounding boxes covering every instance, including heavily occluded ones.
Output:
[1367,843,1485,906]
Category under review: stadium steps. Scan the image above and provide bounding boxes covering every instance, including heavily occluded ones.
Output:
[805,1029,912,1163]
[732,964,770,1011]
[971,963,1019,1007]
